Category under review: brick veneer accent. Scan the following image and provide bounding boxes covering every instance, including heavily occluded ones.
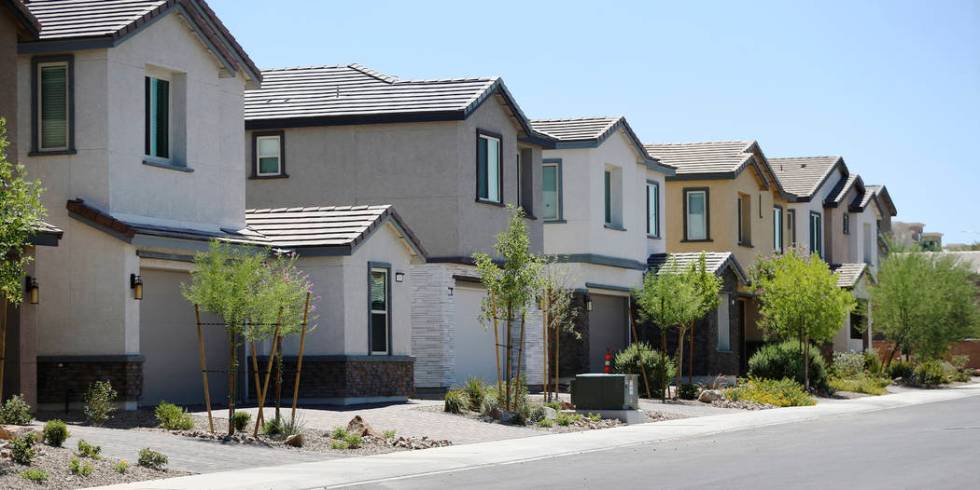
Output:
[251,355,414,400]
[36,355,143,404]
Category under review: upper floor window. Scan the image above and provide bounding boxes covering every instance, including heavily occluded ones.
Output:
[684,188,709,241]
[33,56,74,153]
[843,213,850,235]
[477,131,502,203]
[603,166,623,229]
[145,76,171,160]
[737,193,752,246]
[253,131,285,177]
[863,223,873,265]
[773,206,783,252]
[646,181,660,237]
[787,209,797,246]
[516,149,534,215]
[809,211,823,258]
[542,160,562,221]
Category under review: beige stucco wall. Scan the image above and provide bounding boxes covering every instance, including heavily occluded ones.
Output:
[245,97,544,259]
[1,8,19,160]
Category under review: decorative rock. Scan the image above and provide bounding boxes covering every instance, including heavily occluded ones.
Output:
[284,433,304,447]
[698,389,723,403]
[0,425,42,441]
[498,410,519,424]
[346,416,383,438]
[541,407,558,420]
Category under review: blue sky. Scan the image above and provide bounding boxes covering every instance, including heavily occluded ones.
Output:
[211,0,980,244]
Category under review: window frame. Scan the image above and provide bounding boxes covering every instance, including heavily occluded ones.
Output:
[251,130,287,178]
[475,129,503,205]
[843,213,850,235]
[787,209,797,246]
[737,193,752,247]
[144,75,173,162]
[683,187,711,242]
[646,180,660,238]
[541,158,563,222]
[809,211,823,258]
[717,293,731,352]
[773,205,784,253]
[31,55,75,155]
[604,169,612,225]
[368,262,392,356]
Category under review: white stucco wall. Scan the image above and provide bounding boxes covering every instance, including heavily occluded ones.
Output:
[786,167,845,255]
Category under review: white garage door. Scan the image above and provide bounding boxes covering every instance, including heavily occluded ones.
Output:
[139,269,230,406]
[452,284,499,386]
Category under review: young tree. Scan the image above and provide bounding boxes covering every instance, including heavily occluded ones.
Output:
[474,206,543,411]
[537,263,580,402]
[684,255,722,384]
[0,119,46,402]
[753,250,856,390]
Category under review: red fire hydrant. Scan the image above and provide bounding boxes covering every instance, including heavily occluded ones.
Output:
[604,348,612,373]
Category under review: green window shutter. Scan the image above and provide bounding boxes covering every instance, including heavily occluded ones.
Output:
[604,170,611,224]
[146,77,170,159]
[40,65,68,149]
[477,137,488,199]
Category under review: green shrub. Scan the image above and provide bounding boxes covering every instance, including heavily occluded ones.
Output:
[114,460,129,474]
[231,411,251,432]
[263,416,284,436]
[528,405,547,423]
[383,429,396,440]
[0,394,34,425]
[747,340,829,392]
[43,419,70,447]
[463,377,486,412]
[863,350,883,375]
[538,419,555,428]
[443,389,468,414]
[888,360,914,380]
[555,412,580,426]
[678,384,699,400]
[613,342,676,398]
[950,355,970,371]
[330,439,348,450]
[831,352,866,378]
[155,401,194,431]
[77,439,102,459]
[19,468,48,484]
[724,377,815,407]
[69,456,94,477]
[10,433,36,465]
[829,375,890,395]
[83,380,117,426]
[344,433,363,449]
[586,413,601,423]
[138,448,168,470]
[480,389,500,417]
[914,360,949,386]
[282,417,305,437]
[330,426,349,439]
[544,401,561,411]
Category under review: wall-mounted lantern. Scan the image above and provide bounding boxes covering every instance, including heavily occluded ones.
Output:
[25,276,39,305]
[395,272,405,283]
[448,286,454,297]
[586,297,593,312]
[130,274,143,300]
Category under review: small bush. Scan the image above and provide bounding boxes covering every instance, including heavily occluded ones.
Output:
[114,460,129,474]
[724,378,815,407]
[555,412,580,427]
[155,402,194,431]
[831,352,866,379]
[829,375,890,395]
[69,456,94,477]
[747,340,829,392]
[0,394,34,425]
[76,439,102,459]
[282,417,305,437]
[330,426,349,439]
[586,413,601,422]
[43,419,70,447]
[463,377,486,412]
[231,411,251,432]
[344,433,363,449]
[950,355,970,371]
[480,390,500,417]
[443,389,468,414]
[888,360,914,380]
[863,350,883,375]
[10,433,36,465]
[383,429,396,440]
[528,406,547,423]
[538,419,554,428]
[330,439,348,450]
[138,448,168,470]
[544,401,561,411]
[83,380,117,426]
[914,360,949,386]
[263,416,284,436]
[613,342,676,398]
[19,468,48,484]
[678,384,699,400]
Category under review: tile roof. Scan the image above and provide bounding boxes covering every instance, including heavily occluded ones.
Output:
[32,220,62,236]
[3,0,40,36]
[647,251,748,284]
[830,263,868,288]
[769,156,842,198]
[867,185,897,216]
[828,173,859,206]
[644,141,755,176]
[531,117,620,141]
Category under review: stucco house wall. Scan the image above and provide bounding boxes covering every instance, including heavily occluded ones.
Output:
[1,7,20,159]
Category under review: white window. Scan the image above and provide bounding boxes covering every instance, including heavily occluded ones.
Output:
[604,166,623,228]
[37,61,70,151]
[477,132,501,203]
[256,135,282,176]
[145,76,171,160]
[773,206,783,252]
[646,181,659,237]
[863,223,873,265]
[737,194,751,245]
[542,162,561,220]
[369,267,389,355]
[685,189,708,241]
[717,293,731,351]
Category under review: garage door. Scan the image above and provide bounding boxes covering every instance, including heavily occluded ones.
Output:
[452,284,499,386]
[139,269,230,406]
[588,294,628,372]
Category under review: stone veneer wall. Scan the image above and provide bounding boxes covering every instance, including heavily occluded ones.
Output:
[36,355,144,404]
[251,355,414,401]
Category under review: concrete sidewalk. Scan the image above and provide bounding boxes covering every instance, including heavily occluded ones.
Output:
[99,383,980,490]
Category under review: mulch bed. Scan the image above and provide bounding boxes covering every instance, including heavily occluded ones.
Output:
[0,443,187,490]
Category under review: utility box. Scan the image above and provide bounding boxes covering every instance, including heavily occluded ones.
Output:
[571,373,639,410]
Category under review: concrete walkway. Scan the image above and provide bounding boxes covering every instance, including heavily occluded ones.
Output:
[99,382,980,489]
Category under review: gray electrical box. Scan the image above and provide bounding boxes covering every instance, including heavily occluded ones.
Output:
[570,373,639,410]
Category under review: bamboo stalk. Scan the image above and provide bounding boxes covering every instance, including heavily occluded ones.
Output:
[194,305,215,434]
[542,293,549,402]
[253,309,283,437]
[491,293,502,399]
[554,311,560,401]
[505,303,513,410]
[227,327,237,436]
[274,334,283,420]
[290,293,311,425]
[515,310,526,402]
[250,340,264,427]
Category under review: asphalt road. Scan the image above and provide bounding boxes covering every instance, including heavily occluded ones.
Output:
[355,396,980,490]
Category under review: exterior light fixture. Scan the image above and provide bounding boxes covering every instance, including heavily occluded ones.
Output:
[395,272,405,283]
[448,287,454,297]
[586,298,593,312]
[25,276,39,305]
[130,274,143,300]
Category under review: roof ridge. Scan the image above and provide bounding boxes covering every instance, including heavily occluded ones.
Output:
[347,63,399,83]
[770,155,841,161]
[261,64,358,73]
[393,76,497,85]
[644,140,754,147]
[530,116,621,122]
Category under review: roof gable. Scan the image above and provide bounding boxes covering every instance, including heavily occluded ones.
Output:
[770,156,845,200]
[867,185,897,217]
[531,117,675,175]
[647,251,748,285]
[830,263,870,288]
[645,140,793,197]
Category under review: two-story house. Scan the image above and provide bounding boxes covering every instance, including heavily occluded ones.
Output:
[243,64,553,393]
[528,117,675,374]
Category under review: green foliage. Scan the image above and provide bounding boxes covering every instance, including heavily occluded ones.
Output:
[463,377,486,412]
[829,375,890,395]
[114,460,130,474]
[863,349,883,375]
[138,448,168,470]
[831,352,866,379]
[612,342,677,398]
[678,384,699,400]
[480,388,500,417]
[383,429,396,440]
[282,417,305,437]
[586,413,601,423]
[330,426,349,440]
[69,456,94,477]
[344,433,363,449]
[528,406,547,423]
[0,119,46,307]
[724,378,815,407]
[913,360,948,386]
[873,252,980,364]
[263,416,284,436]
[83,380,117,426]
[0,394,34,425]
[43,419,70,447]
[231,411,251,432]
[330,439,348,450]
[10,433,36,465]
[537,419,554,428]
[888,360,915,380]
[555,412,581,426]
[19,468,48,484]
[543,401,561,411]
[76,439,102,459]
[155,401,194,431]
[443,389,468,414]
[748,340,829,392]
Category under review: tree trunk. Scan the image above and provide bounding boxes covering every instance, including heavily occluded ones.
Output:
[803,332,811,392]
[554,313,560,402]
[0,300,7,403]
[514,310,526,405]
[628,303,652,399]
[250,340,263,427]
[227,327,237,436]
[688,321,695,386]
[274,334,283,420]
[491,294,502,398]
[542,294,550,402]
[883,337,904,372]
[674,328,685,397]
[504,303,513,410]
